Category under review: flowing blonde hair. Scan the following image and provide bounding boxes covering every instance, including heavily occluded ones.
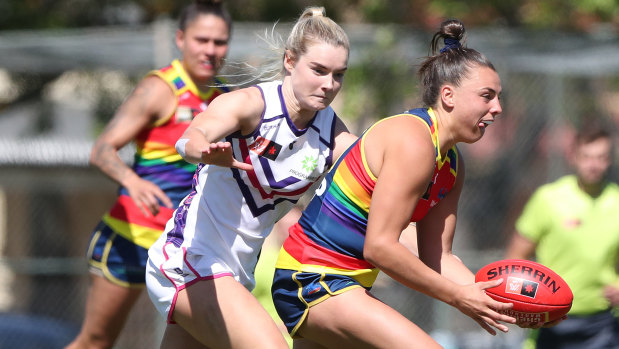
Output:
[218,6,349,86]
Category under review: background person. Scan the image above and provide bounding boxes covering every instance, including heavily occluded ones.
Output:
[505,122,619,349]
[145,7,357,348]
[66,1,232,348]
[271,18,519,349]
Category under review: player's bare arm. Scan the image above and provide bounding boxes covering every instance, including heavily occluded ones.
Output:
[416,147,470,282]
[90,76,173,184]
[363,117,453,296]
[364,118,515,335]
[505,233,537,260]
[90,76,175,215]
[416,150,516,333]
[179,87,263,170]
[331,117,358,162]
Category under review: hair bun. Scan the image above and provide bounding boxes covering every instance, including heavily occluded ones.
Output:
[310,7,325,17]
[440,19,465,42]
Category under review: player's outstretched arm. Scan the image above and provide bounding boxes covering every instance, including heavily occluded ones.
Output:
[176,87,264,171]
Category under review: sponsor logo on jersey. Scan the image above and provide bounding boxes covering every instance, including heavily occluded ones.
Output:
[262,141,282,160]
[176,106,194,122]
[301,155,318,173]
[289,168,319,181]
[249,136,282,160]
[179,91,190,100]
[563,218,581,228]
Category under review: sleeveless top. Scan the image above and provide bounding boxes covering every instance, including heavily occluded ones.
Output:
[102,59,229,248]
[163,80,339,288]
[276,108,459,287]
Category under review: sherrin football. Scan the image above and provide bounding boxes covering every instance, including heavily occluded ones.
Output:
[475,259,573,323]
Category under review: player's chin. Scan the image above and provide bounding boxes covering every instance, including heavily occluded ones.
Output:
[306,100,332,111]
[197,69,216,80]
[195,63,218,77]
[463,130,485,144]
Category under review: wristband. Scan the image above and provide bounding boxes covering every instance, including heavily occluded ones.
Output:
[175,138,189,159]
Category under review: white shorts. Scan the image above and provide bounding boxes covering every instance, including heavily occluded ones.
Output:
[145,235,239,323]
[145,166,286,322]
[145,207,266,323]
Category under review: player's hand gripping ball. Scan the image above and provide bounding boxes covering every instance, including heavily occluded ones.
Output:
[475,259,573,324]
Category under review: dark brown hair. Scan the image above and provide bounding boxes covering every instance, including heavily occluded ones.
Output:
[179,0,232,33]
[575,122,612,146]
[418,19,495,107]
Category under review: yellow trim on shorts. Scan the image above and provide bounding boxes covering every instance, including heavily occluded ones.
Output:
[289,271,363,337]
[87,229,142,289]
[86,229,101,261]
[275,248,379,288]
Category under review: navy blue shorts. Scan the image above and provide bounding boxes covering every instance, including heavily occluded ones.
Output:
[86,221,149,287]
[535,309,619,349]
[271,269,366,337]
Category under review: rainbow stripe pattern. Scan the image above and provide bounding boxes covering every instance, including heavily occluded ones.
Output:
[102,59,229,249]
[276,108,458,287]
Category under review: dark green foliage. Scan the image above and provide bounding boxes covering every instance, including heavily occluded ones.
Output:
[1,0,616,31]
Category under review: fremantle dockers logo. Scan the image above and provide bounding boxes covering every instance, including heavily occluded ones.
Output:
[505,276,538,298]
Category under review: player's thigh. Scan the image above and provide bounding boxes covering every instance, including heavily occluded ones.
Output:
[293,338,329,349]
[82,274,143,333]
[160,323,208,349]
[172,276,289,349]
[299,287,441,349]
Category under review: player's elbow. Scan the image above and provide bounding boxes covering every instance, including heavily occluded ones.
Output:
[363,240,391,268]
[88,143,103,168]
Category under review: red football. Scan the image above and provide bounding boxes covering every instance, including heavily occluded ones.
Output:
[475,259,573,323]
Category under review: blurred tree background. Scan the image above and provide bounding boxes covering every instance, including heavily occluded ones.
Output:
[1,2,618,348]
[2,0,617,31]
[2,0,617,133]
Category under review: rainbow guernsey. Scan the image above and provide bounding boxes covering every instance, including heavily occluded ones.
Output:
[276,108,459,288]
[101,59,229,249]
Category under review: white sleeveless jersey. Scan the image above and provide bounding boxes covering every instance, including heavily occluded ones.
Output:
[147,81,337,301]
